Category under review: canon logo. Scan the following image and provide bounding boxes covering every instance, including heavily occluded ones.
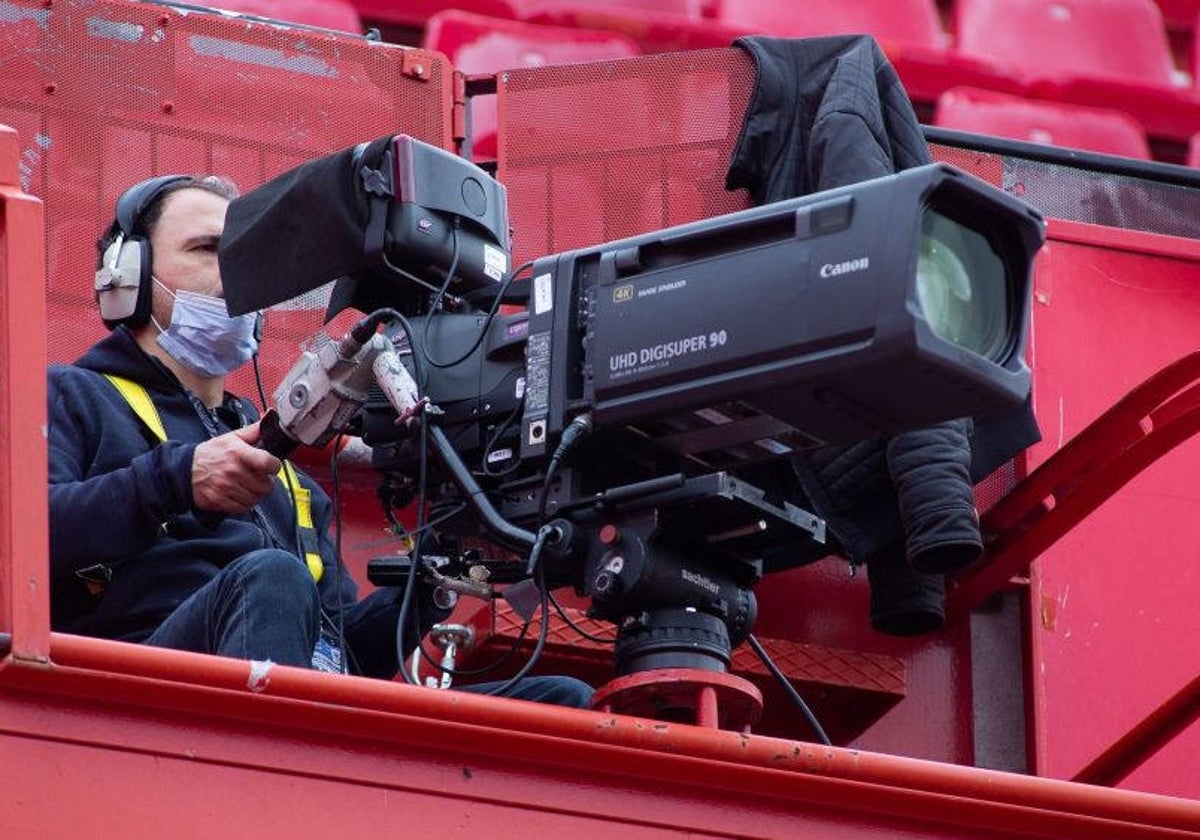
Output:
[819,256,870,278]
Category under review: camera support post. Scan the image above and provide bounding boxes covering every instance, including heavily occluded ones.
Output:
[430,433,828,730]
[548,472,824,730]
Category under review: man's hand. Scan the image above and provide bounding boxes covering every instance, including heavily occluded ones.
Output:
[192,421,283,513]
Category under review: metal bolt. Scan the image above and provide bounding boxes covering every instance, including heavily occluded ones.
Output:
[431,623,473,650]
[289,383,309,408]
[431,587,459,611]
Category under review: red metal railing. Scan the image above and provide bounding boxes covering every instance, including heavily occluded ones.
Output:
[0,123,49,661]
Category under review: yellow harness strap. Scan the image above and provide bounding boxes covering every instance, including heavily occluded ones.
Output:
[104,373,167,442]
[277,460,325,583]
[103,374,324,582]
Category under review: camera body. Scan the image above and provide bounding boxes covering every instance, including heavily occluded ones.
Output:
[220,136,1044,670]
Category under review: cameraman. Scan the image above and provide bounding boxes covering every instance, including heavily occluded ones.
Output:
[46,174,592,707]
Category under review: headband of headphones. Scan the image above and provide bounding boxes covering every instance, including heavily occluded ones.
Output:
[115,174,193,238]
[95,174,193,329]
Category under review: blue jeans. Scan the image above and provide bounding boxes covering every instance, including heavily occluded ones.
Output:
[456,676,594,709]
[143,549,594,709]
[144,549,320,668]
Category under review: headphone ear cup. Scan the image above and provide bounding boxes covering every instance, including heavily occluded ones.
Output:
[98,173,191,330]
[96,237,151,329]
[128,236,154,328]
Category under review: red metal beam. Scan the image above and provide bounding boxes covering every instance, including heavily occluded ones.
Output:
[949,349,1200,616]
[2,634,1198,837]
[0,123,49,660]
[1073,672,1200,787]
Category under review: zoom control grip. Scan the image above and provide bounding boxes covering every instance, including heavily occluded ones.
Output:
[258,408,300,460]
[195,410,295,531]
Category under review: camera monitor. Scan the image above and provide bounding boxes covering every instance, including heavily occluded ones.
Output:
[220,134,508,318]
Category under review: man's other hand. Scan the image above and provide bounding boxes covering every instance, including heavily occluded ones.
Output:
[192,421,283,513]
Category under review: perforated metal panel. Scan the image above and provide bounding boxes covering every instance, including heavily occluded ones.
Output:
[929,138,1200,242]
[496,47,755,265]
[0,0,452,394]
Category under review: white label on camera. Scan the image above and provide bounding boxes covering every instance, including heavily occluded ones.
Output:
[533,273,553,314]
[483,244,507,281]
[515,376,525,399]
[487,447,512,464]
[695,408,732,425]
[754,438,793,455]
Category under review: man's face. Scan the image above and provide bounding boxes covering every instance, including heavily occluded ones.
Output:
[147,187,230,329]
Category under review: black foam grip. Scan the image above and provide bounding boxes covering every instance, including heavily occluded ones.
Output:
[258,408,299,460]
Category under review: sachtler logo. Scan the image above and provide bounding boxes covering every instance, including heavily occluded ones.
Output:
[613,285,634,303]
[819,256,870,278]
[681,569,720,596]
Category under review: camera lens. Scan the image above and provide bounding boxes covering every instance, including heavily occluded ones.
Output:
[916,209,1009,362]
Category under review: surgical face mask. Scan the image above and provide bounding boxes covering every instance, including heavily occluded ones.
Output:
[153,281,259,377]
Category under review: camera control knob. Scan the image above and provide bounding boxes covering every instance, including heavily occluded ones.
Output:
[594,552,626,596]
[593,571,622,597]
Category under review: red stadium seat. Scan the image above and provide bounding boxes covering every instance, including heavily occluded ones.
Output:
[952,0,1200,150]
[350,0,710,29]
[211,0,364,32]
[1189,8,1200,84]
[424,9,642,70]
[350,1,519,29]
[1157,0,1200,32]
[701,0,1021,121]
[511,0,741,54]
[709,0,947,49]
[1188,131,1200,166]
[953,0,1179,88]
[934,87,1152,159]
[514,0,709,19]
[422,10,642,158]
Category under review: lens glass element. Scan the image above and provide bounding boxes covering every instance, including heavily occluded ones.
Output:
[917,210,1009,360]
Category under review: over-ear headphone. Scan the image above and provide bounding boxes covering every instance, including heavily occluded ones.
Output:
[94,174,192,330]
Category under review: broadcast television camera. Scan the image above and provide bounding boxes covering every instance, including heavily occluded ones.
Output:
[219,135,1044,702]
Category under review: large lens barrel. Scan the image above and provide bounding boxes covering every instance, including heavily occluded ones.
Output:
[916,209,1011,362]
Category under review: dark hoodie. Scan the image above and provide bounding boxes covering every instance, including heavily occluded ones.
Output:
[47,327,432,677]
